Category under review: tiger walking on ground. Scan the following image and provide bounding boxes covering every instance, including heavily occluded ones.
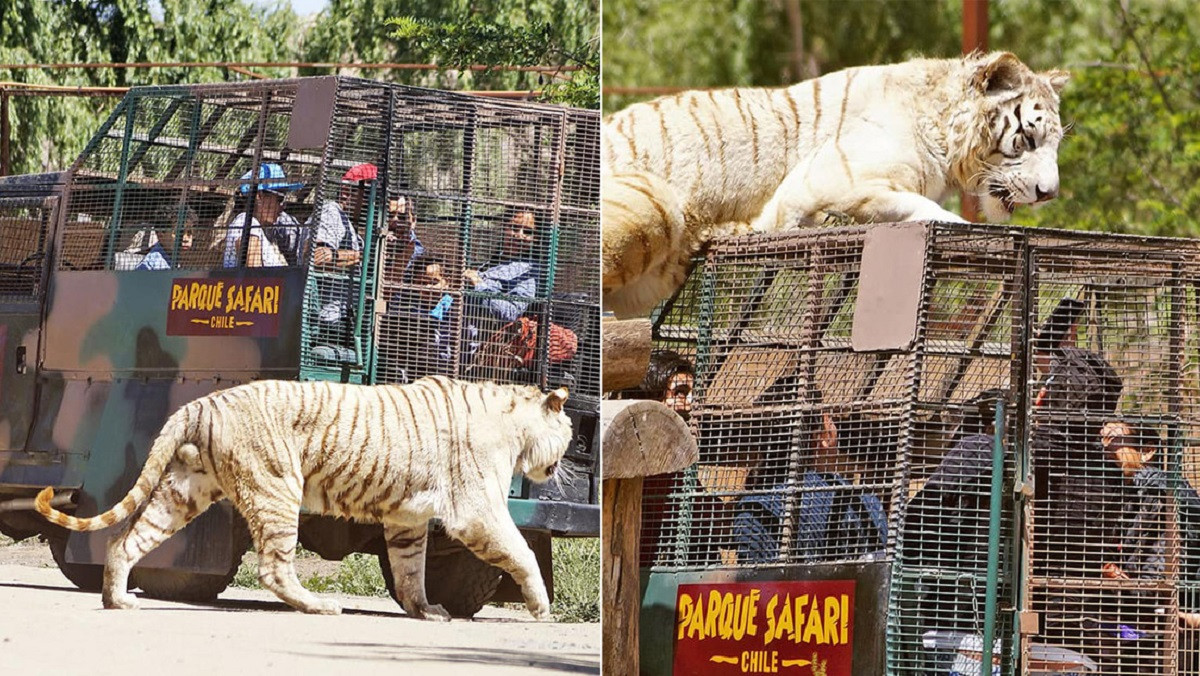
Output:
[35,376,573,621]
[602,51,1069,317]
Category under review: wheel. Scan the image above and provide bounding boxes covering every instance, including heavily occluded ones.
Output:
[47,536,105,592]
[131,567,239,602]
[378,536,503,619]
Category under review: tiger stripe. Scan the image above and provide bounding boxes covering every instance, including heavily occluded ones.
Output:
[34,376,572,621]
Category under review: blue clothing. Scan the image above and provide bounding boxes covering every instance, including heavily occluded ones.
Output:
[734,470,887,564]
[135,243,171,271]
[474,258,538,322]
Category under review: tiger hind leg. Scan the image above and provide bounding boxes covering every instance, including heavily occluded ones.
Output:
[601,170,691,318]
[449,513,550,621]
[382,521,450,621]
[238,489,341,615]
[102,466,220,610]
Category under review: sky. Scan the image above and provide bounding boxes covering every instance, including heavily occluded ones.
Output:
[250,0,330,17]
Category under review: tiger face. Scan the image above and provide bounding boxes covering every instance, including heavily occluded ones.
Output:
[969,55,1069,222]
[520,386,573,483]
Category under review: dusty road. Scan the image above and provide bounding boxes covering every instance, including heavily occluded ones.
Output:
[0,542,599,675]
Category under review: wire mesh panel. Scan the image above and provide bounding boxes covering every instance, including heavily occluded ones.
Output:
[641,229,901,570]
[0,181,56,300]
[1027,239,1199,675]
[375,89,600,408]
[641,221,1200,675]
[890,225,1025,676]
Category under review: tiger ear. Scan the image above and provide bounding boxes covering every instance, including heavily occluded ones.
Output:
[971,51,1027,95]
[1043,69,1070,96]
[544,387,568,413]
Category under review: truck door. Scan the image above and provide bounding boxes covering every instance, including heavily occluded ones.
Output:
[0,185,56,463]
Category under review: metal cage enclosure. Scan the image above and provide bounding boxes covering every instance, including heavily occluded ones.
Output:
[639,221,1200,676]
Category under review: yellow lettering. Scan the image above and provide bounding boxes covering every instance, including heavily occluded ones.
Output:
[705,591,721,641]
[746,589,760,638]
[776,595,793,644]
[264,284,277,314]
[841,594,849,644]
[765,594,779,644]
[211,282,224,311]
[802,595,825,645]
[250,286,265,316]
[824,596,840,645]
[687,594,706,640]
[188,282,201,310]
[719,593,735,640]
[171,284,184,310]
[677,594,693,641]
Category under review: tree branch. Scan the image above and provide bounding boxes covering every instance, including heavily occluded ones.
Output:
[1117,0,1175,114]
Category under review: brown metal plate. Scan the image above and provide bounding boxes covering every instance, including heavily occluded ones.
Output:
[851,222,927,352]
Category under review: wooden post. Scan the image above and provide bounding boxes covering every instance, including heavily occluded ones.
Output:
[1,87,10,177]
[601,399,698,676]
[602,317,652,392]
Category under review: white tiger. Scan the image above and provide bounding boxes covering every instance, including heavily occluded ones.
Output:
[35,376,572,621]
[602,51,1069,317]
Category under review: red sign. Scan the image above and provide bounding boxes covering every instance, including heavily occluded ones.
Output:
[166,277,283,337]
[674,580,856,676]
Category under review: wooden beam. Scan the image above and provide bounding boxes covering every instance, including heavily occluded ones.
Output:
[600,398,697,676]
[602,317,652,392]
[601,399,697,480]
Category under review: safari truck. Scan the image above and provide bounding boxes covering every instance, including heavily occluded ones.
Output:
[0,77,600,617]
[639,221,1200,674]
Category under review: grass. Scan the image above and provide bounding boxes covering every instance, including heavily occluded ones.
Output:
[550,537,600,623]
[231,537,601,623]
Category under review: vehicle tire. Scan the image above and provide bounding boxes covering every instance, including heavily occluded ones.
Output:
[378,540,503,619]
[47,536,105,593]
[131,566,240,602]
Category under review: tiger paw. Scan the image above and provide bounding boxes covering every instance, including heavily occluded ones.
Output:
[302,598,342,615]
[420,603,451,622]
[102,592,139,610]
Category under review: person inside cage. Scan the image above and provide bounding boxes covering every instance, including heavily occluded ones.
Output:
[464,207,541,325]
[731,393,888,565]
[222,162,303,269]
[900,390,1010,666]
[307,163,373,364]
[116,208,197,271]
[388,250,456,378]
[1099,421,1200,629]
[466,208,582,381]
[614,348,695,420]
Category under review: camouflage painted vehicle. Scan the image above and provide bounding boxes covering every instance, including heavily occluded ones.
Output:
[0,77,600,617]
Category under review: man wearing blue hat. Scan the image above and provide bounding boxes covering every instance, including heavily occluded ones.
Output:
[223,162,304,268]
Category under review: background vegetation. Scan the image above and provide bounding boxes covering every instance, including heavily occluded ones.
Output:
[604,0,1198,236]
[0,0,598,175]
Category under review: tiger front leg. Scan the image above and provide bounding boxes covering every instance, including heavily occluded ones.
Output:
[449,513,551,621]
[382,521,450,622]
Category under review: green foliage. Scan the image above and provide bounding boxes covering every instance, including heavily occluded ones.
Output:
[302,553,389,597]
[1000,0,1200,237]
[387,9,598,108]
[602,0,956,112]
[550,537,600,623]
[0,0,596,176]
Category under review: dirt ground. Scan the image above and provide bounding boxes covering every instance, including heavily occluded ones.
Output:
[0,537,600,675]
